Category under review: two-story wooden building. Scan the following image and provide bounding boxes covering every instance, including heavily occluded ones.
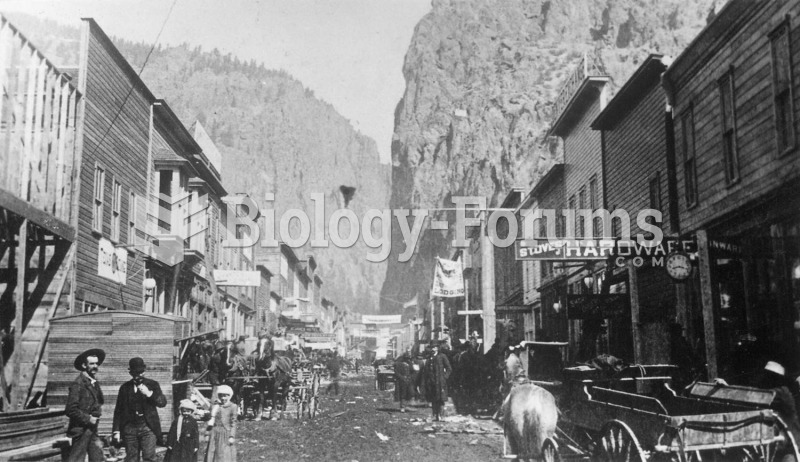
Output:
[663,0,800,381]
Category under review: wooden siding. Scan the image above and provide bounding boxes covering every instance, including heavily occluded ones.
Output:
[604,82,671,238]
[47,311,188,436]
[563,90,605,236]
[73,21,151,310]
[671,1,800,232]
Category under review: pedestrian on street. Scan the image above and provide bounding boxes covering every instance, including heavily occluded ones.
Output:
[205,385,237,462]
[112,357,168,462]
[164,399,199,462]
[409,350,424,401]
[424,341,451,421]
[64,348,106,462]
[326,352,341,395]
[207,341,228,400]
[394,352,413,412]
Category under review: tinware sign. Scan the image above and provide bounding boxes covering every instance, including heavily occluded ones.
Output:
[97,238,127,284]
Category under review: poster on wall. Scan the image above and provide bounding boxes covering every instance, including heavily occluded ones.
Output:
[97,237,127,284]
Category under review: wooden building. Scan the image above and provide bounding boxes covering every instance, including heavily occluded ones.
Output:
[0,14,82,412]
[493,188,527,347]
[592,55,677,366]
[547,52,611,361]
[663,0,800,381]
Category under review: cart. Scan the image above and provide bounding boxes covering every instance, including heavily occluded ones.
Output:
[505,342,800,461]
[286,363,322,419]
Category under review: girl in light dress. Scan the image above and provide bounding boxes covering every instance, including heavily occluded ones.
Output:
[204,385,237,462]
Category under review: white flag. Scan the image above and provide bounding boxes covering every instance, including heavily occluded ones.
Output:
[432,257,465,298]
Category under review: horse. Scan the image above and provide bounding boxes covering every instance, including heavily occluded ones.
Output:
[253,336,293,420]
[501,383,558,461]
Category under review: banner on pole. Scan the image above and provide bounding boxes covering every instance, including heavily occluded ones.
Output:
[432,257,465,298]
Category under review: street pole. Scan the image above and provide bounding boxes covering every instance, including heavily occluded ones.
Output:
[430,298,435,341]
[440,299,445,339]
[464,278,469,339]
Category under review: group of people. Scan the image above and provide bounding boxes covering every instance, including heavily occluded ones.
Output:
[392,340,452,421]
[65,347,237,462]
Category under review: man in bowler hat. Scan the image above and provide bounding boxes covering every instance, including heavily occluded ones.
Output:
[64,348,106,462]
[113,357,167,462]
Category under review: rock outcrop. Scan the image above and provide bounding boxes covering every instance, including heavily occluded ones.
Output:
[381,0,718,312]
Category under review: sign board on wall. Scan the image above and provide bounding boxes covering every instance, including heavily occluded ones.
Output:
[97,238,127,284]
[213,270,261,287]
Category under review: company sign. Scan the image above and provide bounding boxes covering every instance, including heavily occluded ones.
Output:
[515,238,697,261]
[97,238,127,284]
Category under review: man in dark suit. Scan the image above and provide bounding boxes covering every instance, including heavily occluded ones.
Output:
[64,348,106,462]
[112,357,167,462]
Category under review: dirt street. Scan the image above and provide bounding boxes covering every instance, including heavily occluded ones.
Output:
[208,373,505,461]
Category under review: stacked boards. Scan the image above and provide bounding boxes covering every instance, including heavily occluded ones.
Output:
[47,311,190,435]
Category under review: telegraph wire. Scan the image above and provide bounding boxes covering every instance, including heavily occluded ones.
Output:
[84,0,180,161]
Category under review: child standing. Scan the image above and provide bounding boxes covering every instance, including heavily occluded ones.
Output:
[164,400,199,462]
[204,385,237,462]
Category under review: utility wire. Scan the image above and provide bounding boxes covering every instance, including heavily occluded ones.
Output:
[84,0,179,161]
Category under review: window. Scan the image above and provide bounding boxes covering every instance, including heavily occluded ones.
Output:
[111,180,121,242]
[680,107,698,207]
[92,165,105,233]
[589,176,600,238]
[158,170,173,233]
[649,172,662,212]
[719,71,738,182]
[568,195,576,238]
[771,21,795,154]
[578,187,586,239]
[128,191,137,245]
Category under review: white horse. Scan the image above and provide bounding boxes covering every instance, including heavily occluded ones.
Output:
[502,383,558,461]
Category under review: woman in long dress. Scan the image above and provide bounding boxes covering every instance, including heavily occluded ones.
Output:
[205,385,238,462]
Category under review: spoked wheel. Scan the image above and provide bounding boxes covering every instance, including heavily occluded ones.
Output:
[737,417,800,462]
[597,420,646,462]
[542,437,562,462]
[309,374,320,418]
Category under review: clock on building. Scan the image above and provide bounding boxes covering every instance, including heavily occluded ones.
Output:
[666,252,692,281]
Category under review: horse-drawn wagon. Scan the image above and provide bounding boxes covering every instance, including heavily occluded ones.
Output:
[504,342,800,461]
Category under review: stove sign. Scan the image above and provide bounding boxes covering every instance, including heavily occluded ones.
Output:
[97,237,127,284]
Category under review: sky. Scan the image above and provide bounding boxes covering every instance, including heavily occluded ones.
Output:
[0,0,433,164]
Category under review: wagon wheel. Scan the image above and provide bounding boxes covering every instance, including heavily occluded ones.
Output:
[738,417,800,462]
[542,437,562,462]
[597,420,647,462]
[309,373,320,419]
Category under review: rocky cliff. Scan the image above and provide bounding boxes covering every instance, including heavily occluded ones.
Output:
[381,0,718,313]
[5,13,391,313]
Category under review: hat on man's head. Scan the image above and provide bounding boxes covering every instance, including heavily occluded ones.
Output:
[179,399,196,411]
[765,361,786,377]
[129,357,147,374]
[429,340,440,347]
[74,348,106,371]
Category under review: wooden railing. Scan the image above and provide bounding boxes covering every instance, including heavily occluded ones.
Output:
[551,52,606,126]
[0,15,81,225]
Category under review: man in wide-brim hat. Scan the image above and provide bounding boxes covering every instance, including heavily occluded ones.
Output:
[64,348,106,461]
[113,357,167,462]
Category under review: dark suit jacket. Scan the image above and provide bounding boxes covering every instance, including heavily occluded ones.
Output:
[164,416,199,462]
[112,377,167,444]
[65,373,104,438]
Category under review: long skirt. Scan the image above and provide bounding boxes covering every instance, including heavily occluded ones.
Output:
[204,426,235,462]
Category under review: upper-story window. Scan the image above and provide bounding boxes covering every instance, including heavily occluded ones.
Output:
[92,164,105,233]
[589,175,600,237]
[718,70,739,183]
[568,195,576,238]
[770,20,796,155]
[649,172,662,213]
[111,179,122,242]
[679,106,698,207]
[158,170,173,233]
[128,191,137,245]
[578,187,586,239]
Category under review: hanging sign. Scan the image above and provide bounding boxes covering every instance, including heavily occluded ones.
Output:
[97,238,127,284]
[432,257,465,297]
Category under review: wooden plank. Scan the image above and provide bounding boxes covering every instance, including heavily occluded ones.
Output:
[19,47,37,200]
[30,59,46,209]
[696,230,718,380]
[10,218,27,411]
[4,32,21,193]
[54,81,69,220]
[0,188,75,240]
[41,69,56,214]
[0,21,10,166]
[61,88,77,224]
